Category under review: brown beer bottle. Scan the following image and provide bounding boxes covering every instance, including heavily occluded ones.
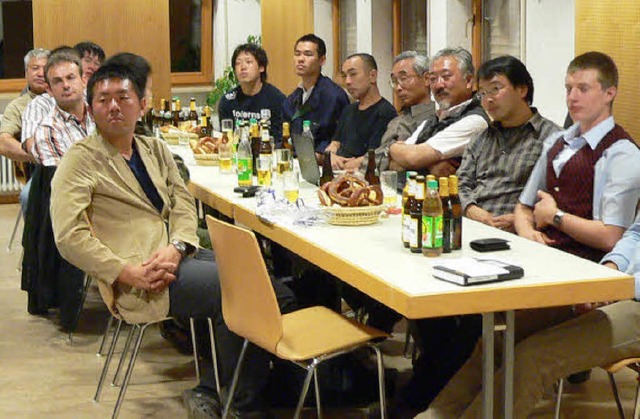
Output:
[422,179,443,257]
[172,98,182,126]
[364,149,380,185]
[439,177,453,253]
[188,97,199,129]
[402,173,417,248]
[402,171,416,208]
[320,151,333,186]
[449,175,463,250]
[410,176,426,253]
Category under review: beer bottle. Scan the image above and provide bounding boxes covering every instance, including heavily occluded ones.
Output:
[200,106,212,138]
[249,119,261,175]
[449,175,463,250]
[236,128,253,187]
[257,127,272,187]
[320,151,333,186]
[402,171,416,208]
[163,98,173,126]
[364,149,380,185]
[172,98,182,126]
[188,97,199,129]
[426,174,436,183]
[410,176,425,253]
[439,177,453,253]
[402,173,417,248]
[282,122,293,150]
[422,179,443,257]
[155,98,165,127]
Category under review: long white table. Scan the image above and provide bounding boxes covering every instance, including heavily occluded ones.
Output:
[175,146,634,418]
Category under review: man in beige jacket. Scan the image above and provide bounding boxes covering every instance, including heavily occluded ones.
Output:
[50,58,297,418]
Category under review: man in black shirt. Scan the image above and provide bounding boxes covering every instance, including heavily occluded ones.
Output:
[218,43,286,145]
[325,53,396,170]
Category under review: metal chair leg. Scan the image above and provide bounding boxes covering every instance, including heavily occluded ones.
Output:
[112,323,149,419]
[294,360,319,419]
[207,317,221,394]
[98,316,116,356]
[313,368,322,418]
[554,378,564,419]
[190,318,200,382]
[223,339,249,419]
[370,343,387,418]
[95,319,123,402]
[7,209,22,252]
[69,275,92,344]
[608,371,627,419]
[112,325,136,386]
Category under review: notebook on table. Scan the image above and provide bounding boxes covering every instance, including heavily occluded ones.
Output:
[431,257,524,286]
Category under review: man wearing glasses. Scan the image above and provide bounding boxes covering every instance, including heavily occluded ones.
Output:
[373,51,435,172]
[386,47,489,178]
[458,55,559,233]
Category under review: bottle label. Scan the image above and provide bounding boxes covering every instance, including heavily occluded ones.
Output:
[408,218,417,248]
[402,213,409,243]
[422,215,443,248]
[237,158,252,183]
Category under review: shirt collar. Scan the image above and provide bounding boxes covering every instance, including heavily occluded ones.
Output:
[408,102,430,118]
[491,107,544,134]
[54,102,89,124]
[438,97,473,121]
[563,116,615,150]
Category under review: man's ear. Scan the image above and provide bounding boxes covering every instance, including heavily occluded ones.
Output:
[319,55,327,67]
[369,68,378,84]
[605,85,617,105]
[45,84,52,96]
[139,97,147,117]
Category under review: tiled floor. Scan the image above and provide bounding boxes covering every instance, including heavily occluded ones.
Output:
[0,202,636,418]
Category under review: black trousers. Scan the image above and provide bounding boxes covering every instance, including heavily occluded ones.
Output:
[168,248,298,412]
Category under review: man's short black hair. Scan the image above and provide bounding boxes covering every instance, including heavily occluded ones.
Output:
[103,52,152,92]
[87,62,145,107]
[295,34,326,58]
[231,43,268,83]
[74,41,106,62]
[477,55,534,105]
[345,53,377,72]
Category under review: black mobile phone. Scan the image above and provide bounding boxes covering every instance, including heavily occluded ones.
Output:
[233,185,260,197]
[469,238,510,252]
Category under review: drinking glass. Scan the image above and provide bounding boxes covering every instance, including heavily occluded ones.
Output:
[381,170,398,207]
[283,170,299,203]
[256,156,272,187]
[275,149,293,174]
[221,119,234,134]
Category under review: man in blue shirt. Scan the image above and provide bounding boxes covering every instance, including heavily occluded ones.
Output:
[283,34,349,158]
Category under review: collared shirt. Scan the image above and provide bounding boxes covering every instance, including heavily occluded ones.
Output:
[458,110,560,215]
[519,116,640,228]
[0,89,37,137]
[602,214,640,300]
[21,92,56,143]
[411,97,489,158]
[375,101,436,170]
[31,104,95,166]
[299,82,315,105]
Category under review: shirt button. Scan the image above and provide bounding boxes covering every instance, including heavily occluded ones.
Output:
[554,186,560,192]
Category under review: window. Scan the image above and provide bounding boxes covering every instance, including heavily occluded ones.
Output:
[472,0,523,68]
[169,0,213,85]
[0,1,34,92]
[395,0,428,56]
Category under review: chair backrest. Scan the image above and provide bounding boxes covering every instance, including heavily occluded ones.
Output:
[206,215,283,354]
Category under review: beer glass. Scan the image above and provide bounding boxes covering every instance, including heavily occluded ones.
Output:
[275,149,292,174]
[284,170,299,203]
[381,170,398,207]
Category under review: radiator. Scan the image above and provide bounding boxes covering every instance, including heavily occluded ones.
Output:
[0,155,21,194]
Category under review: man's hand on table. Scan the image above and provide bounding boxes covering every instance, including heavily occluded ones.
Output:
[533,190,558,229]
[492,214,516,233]
[427,159,459,178]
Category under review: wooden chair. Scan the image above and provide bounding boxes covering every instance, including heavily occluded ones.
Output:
[206,215,389,418]
[555,358,640,419]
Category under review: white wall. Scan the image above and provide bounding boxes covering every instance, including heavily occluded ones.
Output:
[372,0,393,101]
[314,0,334,78]
[525,0,574,125]
[213,0,262,80]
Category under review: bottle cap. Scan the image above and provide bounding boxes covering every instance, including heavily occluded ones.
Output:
[427,179,438,189]
[303,120,311,128]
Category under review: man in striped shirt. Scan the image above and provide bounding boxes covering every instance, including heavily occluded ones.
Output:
[29,50,95,165]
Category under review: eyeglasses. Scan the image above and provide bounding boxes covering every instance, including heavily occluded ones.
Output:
[476,84,505,101]
[389,74,419,89]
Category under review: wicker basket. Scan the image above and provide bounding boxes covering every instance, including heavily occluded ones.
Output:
[324,205,383,226]
[193,153,219,166]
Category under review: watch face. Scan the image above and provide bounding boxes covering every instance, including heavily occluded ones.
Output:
[172,240,186,253]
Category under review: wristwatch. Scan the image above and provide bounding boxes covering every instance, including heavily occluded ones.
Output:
[171,239,188,257]
[552,210,565,227]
